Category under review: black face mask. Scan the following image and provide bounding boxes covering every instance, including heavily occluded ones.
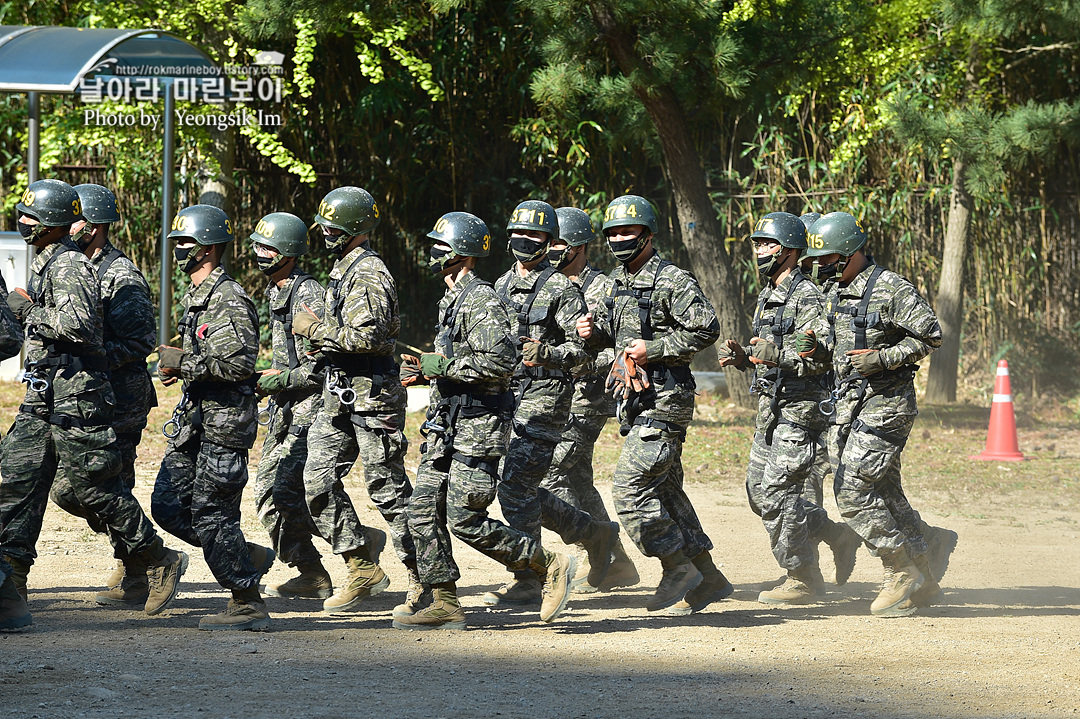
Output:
[71,224,94,250]
[508,234,547,264]
[324,231,349,253]
[257,253,289,276]
[803,258,839,285]
[607,234,646,264]
[547,247,573,270]
[756,250,783,277]
[17,220,44,245]
[428,246,462,276]
[174,245,202,274]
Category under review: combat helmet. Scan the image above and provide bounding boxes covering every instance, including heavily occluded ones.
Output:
[506,199,557,263]
[251,212,309,275]
[427,211,491,275]
[16,179,82,243]
[168,204,234,245]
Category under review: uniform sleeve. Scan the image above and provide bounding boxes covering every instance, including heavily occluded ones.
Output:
[102,264,156,370]
[181,290,258,383]
[445,296,516,384]
[643,272,720,361]
[547,284,589,371]
[0,272,23,361]
[878,282,943,370]
[309,264,395,353]
[286,278,326,389]
[584,283,615,351]
[777,289,833,376]
[26,255,99,346]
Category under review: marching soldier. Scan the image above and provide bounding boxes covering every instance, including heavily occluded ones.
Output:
[542,206,638,593]
[803,211,951,616]
[289,187,416,613]
[717,212,860,605]
[47,183,161,606]
[483,200,619,607]
[578,194,730,614]
[0,241,27,630]
[152,204,273,630]
[0,179,186,623]
[798,211,831,508]
[249,213,338,599]
[395,212,576,629]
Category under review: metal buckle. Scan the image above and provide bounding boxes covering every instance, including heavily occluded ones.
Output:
[162,389,190,439]
[325,371,357,407]
[257,400,274,426]
[18,367,50,393]
[749,377,773,395]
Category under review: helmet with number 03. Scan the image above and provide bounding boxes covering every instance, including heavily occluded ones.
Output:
[250,212,309,257]
[750,212,808,250]
[555,207,597,247]
[73,184,120,225]
[804,211,867,258]
[428,212,491,257]
[315,186,380,237]
[16,179,83,226]
[167,204,234,245]
[601,194,657,234]
[798,212,822,231]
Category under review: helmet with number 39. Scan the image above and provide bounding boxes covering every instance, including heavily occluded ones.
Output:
[16,179,83,226]
[804,212,867,258]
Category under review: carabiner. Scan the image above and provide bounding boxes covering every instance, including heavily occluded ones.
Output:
[257,401,273,426]
[325,372,357,407]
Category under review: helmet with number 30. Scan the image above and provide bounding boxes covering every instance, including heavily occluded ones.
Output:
[16,179,83,226]
[428,212,491,257]
[804,212,867,258]
[168,204,234,245]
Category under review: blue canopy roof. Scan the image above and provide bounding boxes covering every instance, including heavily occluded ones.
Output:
[0,26,217,92]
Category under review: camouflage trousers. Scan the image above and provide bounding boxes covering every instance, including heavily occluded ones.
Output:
[805,434,831,507]
[151,432,260,590]
[612,421,712,559]
[252,411,322,569]
[540,414,611,522]
[745,425,836,572]
[499,430,600,563]
[830,395,927,558]
[0,414,159,568]
[49,430,143,560]
[409,441,539,585]
[302,410,416,568]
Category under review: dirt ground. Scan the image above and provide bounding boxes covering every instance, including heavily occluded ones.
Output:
[1,382,1079,719]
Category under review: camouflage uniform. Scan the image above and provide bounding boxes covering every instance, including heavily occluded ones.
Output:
[0,271,22,587]
[588,252,719,558]
[50,240,158,558]
[0,241,165,572]
[742,269,836,572]
[151,265,263,591]
[252,267,327,569]
[540,262,615,521]
[409,272,543,583]
[494,259,595,547]
[302,243,416,567]
[825,263,942,557]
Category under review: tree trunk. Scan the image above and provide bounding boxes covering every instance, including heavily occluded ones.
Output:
[587,1,753,406]
[926,158,970,404]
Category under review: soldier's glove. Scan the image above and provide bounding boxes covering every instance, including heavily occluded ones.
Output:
[795,330,819,359]
[291,309,322,339]
[748,337,780,367]
[606,350,651,401]
[521,337,554,368]
[7,288,33,321]
[420,352,450,378]
[400,354,423,387]
[717,339,748,369]
[257,369,290,395]
[157,345,186,378]
[847,348,885,377]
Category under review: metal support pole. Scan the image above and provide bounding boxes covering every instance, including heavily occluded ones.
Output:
[27,91,40,184]
[158,79,175,348]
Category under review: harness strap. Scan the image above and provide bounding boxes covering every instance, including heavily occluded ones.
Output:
[439,277,490,360]
[326,246,376,321]
[497,265,557,341]
[852,417,908,449]
[619,413,686,438]
[270,272,315,371]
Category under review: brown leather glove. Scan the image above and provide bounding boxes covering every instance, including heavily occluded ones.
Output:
[157,345,186,378]
[291,310,322,339]
[749,337,780,367]
[7,288,32,321]
[847,348,885,376]
[717,339,748,369]
[400,354,422,387]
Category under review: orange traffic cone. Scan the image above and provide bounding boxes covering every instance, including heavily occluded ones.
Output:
[973,360,1024,461]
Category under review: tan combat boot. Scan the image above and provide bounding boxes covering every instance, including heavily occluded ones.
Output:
[322,554,389,614]
[535,550,576,623]
[481,573,543,606]
[144,548,189,616]
[922,524,958,581]
[392,584,465,631]
[598,540,640,592]
[264,561,334,599]
[103,560,125,589]
[96,559,149,606]
[669,552,733,615]
[3,556,28,601]
[0,571,32,631]
[247,543,277,576]
[757,567,819,606]
[392,568,430,619]
[907,553,943,608]
[647,552,702,612]
[570,544,594,593]
[198,586,271,631]
[581,521,618,588]
[870,546,924,617]
[825,522,862,586]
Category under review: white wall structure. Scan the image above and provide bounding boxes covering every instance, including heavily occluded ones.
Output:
[0,232,32,380]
